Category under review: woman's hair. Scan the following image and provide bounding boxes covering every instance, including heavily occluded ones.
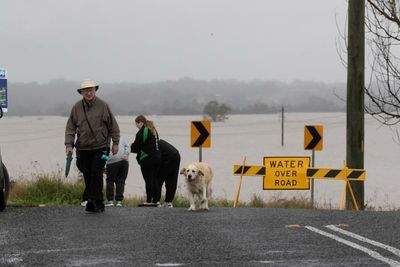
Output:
[135,115,147,124]
[135,115,158,136]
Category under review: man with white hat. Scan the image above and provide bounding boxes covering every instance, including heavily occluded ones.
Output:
[65,79,120,212]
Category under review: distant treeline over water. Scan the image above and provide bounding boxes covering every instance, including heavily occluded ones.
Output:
[8,78,346,116]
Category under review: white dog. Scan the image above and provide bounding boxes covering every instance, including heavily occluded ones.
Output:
[180,162,213,211]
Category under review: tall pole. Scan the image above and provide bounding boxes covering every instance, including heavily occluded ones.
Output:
[281,106,284,147]
[346,0,365,210]
[311,150,315,207]
[199,147,202,162]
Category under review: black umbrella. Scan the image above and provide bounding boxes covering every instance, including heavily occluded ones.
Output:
[65,152,73,177]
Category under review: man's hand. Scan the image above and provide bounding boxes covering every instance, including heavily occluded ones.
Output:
[112,143,119,155]
[65,145,73,155]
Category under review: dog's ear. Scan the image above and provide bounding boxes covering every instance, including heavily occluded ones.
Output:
[180,168,186,175]
[198,170,204,177]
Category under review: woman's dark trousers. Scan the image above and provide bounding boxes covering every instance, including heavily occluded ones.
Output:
[159,153,180,203]
[140,161,161,203]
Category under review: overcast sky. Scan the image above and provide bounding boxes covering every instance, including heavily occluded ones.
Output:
[0,0,348,84]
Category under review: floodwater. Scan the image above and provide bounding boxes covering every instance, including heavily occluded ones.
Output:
[0,113,399,209]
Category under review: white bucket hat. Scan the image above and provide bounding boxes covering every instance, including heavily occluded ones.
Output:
[77,79,99,94]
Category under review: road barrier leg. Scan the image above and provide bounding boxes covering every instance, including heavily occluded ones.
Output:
[347,180,359,211]
[340,183,346,210]
[344,161,359,211]
[339,161,347,210]
[233,157,246,208]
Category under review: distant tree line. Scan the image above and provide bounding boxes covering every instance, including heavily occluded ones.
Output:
[6,78,346,116]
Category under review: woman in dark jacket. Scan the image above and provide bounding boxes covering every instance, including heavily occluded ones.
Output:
[131,115,162,206]
[158,139,181,208]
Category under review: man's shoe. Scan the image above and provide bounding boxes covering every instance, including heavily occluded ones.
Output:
[165,202,173,208]
[95,200,105,212]
[116,201,123,207]
[85,201,95,212]
[81,200,88,207]
[104,200,114,207]
[86,201,105,213]
[97,203,105,212]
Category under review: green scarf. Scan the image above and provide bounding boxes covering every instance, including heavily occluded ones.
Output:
[139,127,149,161]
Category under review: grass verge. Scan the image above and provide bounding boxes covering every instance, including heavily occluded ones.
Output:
[8,173,315,209]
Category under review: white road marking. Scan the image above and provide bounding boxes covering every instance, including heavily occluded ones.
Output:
[9,244,116,256]
[0,256,24,265]
[0,244,118,266]
[156,263,185,266]
[305,226,400,266]
[326,225,400,258]
[66,257,122,266]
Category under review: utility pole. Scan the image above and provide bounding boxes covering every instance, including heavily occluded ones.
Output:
[281,106,284,147]
[346,0,365,210]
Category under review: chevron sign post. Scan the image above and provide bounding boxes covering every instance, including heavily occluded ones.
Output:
[191,121,211,162]
[304,125,323,206]
[304,125,323,151]
[191,121,211,147]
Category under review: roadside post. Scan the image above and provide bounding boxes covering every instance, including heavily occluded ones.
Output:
[304,125,323,206]
[190,121,211,162]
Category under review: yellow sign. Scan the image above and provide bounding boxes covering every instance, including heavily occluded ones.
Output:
[191,121,211,148]
[304,125,323,151]
[233,165,265,176]
[307,168,366,181]
[263,157,310,190]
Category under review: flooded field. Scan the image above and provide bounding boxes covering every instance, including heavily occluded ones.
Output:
[0,113,399,209]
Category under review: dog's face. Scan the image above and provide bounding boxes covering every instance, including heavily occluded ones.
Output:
[180,164,204,182]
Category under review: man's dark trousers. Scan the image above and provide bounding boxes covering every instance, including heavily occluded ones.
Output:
[79,148,106,206]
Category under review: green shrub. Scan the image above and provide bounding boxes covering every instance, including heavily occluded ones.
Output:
[9,174,84,206]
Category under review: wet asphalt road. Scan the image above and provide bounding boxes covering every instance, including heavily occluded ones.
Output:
[1,206,400,266]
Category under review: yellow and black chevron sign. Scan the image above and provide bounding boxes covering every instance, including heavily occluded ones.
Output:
[307,168,365,181]
[233,165,266,176]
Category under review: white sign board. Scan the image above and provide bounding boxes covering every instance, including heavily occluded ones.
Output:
[0,68,8,112]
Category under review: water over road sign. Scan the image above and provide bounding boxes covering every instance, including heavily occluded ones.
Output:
[263,157,310,190]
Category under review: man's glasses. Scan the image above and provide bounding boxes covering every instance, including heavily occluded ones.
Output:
[81,87,95,94]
